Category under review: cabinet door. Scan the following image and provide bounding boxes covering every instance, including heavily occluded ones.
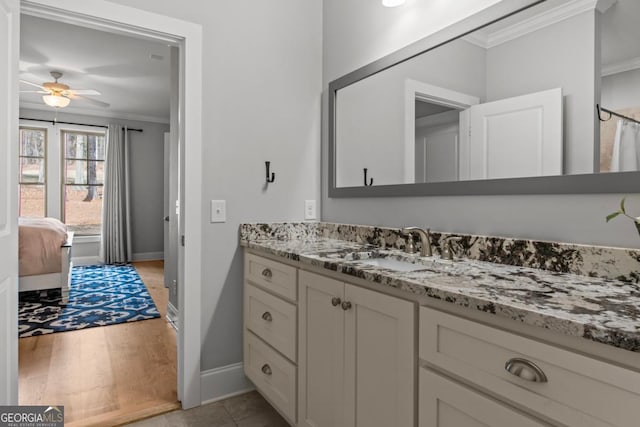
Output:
[420,368,548,427]
[298,271,345,427]
[344,284,415,427]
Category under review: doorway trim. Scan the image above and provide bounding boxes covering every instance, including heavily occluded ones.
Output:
[404,79,479,183]
[20,0,203,408]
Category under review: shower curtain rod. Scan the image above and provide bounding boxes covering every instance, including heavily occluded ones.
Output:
[19,117,143,132]
[596,104,640,125]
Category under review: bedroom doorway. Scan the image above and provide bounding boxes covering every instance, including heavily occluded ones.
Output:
[17,11,180,425]
[6,0,204,416]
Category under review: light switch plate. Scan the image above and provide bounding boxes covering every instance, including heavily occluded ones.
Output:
[304,200,316,220]
[211,200,226,223]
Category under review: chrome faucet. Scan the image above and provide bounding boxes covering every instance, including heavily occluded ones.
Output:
[401,227,432,257]
[441,236,462,260]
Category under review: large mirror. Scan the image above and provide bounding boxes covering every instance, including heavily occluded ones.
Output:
[329,0,640,196]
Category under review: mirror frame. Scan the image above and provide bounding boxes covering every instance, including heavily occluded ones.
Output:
[328,0,640,197]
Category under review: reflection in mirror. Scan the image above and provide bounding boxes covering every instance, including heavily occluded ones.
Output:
[600,0,640,173]
[334,0,639,189]
[414,100,460,183]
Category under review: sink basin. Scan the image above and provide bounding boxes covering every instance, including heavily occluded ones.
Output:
[347,251,456,272]
[358,257,430,272]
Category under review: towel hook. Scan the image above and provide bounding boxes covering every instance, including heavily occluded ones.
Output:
[363,168,373,186]
[596,104,612,122]
[265,161,275,183]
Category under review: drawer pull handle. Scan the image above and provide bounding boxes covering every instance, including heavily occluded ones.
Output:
[261,311,273,322]
[341,301,352,311]
[331,297,342,307]
[261,364,272,376]
[505,358,548,383]
[261,268,273,279]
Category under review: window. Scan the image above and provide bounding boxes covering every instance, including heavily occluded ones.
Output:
[18,127,47,217]
[62,130,106,235]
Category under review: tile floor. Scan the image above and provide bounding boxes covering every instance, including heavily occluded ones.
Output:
[125,391,289,427]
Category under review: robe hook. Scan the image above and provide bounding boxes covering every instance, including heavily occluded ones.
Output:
[363,168,373,186]
[265,161,275,183]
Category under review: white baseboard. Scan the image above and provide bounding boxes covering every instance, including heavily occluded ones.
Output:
[72,256,101,266]
[166,302,178,332]
[200,363,254,405]
[132,251,164,261]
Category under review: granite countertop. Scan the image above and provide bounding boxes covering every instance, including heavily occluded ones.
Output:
[241,235,640,353]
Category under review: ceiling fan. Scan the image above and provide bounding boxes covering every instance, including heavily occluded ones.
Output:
[20,71,110,109]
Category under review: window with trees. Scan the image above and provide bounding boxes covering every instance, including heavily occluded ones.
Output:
[19,128,47,217]
[62,130,106,235]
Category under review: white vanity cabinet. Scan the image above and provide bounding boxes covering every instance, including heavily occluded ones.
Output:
[419,307,640,427]
[243,253,298,425]
[298,270,415,427]
[244,249,640,427]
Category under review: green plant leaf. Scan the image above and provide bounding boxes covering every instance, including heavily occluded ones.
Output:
[620,197,627,214]
[606,211,621,222]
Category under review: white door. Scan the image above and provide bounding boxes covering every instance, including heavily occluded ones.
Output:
[419,369,547,427]
[298,271,345,427]
[415,123,459,183]
[0,0,19,405]
[163,129,179,306]
[165,47,180,316]
[343,285,415,427]
[462,88,563,180]
[163,132,170,282]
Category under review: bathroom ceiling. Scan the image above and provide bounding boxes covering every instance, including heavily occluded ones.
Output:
[19,14,171,122]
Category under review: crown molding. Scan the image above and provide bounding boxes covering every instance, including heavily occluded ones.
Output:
[602,56,640,77]
[461,33,488,49]
[462,0,616,49]
[19,101,170,124]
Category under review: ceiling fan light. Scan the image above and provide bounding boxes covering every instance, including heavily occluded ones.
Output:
[42,94,70,108]
[382,0,405,7]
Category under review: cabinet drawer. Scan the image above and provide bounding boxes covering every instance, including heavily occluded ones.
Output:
[420,307,640,427]
[245,253,297,301]
[245,283,297,362]
[244,330,297,424]
[419,368,547,427]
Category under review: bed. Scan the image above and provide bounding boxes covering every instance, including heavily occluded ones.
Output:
[18,217,74,304]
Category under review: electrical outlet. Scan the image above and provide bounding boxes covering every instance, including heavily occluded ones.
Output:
[211,200,226,223]
[304,200,317,220]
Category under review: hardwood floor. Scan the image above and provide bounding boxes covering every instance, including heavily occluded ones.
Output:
[19,260,179,426]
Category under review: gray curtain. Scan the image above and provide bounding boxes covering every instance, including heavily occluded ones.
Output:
[101,124,132,264]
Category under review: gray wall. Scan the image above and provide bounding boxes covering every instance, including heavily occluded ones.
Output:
[323,0,640,250]
[20,108,168,257]
[105,0,323,371]
[486,11,598,175]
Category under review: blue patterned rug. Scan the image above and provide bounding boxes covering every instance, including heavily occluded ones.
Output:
[18,264,160,338]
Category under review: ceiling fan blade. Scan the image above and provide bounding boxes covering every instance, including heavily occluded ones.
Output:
[73,94,110,108]
[19,90,49,93]
[20,79,47,91]
[67,89,101,96]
